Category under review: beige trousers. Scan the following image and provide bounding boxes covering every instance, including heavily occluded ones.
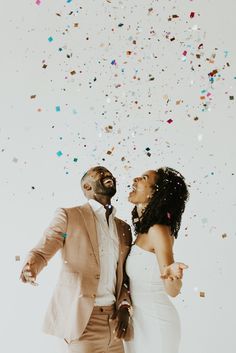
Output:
[67,305,124,353]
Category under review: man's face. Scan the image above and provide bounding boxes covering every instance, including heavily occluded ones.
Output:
[86,166,116,197]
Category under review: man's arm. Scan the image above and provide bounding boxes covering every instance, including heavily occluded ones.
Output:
[20,208,68,283]
[115,223,133,339]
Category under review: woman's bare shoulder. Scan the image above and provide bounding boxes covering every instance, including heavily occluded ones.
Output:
[148,224,173,247]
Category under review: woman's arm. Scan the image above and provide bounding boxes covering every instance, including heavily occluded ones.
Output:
[148,224,182,297]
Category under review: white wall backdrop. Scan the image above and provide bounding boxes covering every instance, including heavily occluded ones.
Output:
[0,1,235,352]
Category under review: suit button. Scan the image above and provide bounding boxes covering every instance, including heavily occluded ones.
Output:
[95,274,100,279]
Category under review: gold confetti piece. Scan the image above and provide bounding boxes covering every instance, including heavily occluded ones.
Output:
[15,256,20,261]
[70,70,76,75]
[106,147,115,155]
[104,125,113,133]
[30,95,36,99]
[222,233,227,238]
[199,291,205,298]
[74,23,79,28]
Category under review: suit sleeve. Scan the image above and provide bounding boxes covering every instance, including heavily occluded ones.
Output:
[24,208,68,276]
[117,223,133,307]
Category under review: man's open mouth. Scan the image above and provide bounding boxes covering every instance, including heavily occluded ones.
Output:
[102,177,114,186]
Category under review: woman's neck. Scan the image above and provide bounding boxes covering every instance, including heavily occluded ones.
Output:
[136,203,148,217]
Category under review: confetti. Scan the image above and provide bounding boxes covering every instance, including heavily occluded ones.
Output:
[48,36,53,42]
[56,151,63,157]
[199,291,205,298]
[15,256,20,261]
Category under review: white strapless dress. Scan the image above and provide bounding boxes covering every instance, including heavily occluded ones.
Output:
[124,245,181,353]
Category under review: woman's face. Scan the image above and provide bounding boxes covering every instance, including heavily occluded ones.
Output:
[128,170,157,205]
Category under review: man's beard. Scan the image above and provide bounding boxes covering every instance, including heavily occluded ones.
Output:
[93,180,116,197]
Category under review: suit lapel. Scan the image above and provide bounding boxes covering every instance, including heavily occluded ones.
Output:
[115,218,125,295]
[80,203,100,265]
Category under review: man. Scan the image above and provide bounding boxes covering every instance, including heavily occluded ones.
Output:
[20,166,132,353]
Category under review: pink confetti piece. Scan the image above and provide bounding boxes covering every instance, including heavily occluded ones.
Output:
[167,119,173,124]
[35,0,41,5]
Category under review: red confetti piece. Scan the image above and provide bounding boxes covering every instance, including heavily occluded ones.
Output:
[190,12,195,18]
[167,119,173,124]
[208,69,218,77]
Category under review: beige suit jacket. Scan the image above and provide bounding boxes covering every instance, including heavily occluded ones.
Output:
[25,203,132,342]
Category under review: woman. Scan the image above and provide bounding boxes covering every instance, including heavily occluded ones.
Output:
[124,167,189,353]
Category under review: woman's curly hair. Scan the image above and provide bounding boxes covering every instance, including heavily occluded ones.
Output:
[132,167,189,238]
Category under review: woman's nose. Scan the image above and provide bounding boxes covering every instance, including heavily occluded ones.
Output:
[133,177,139,182]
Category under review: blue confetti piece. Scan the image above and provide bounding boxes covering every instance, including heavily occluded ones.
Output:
[62,233,68,239]
[48,36,53,42]
[56,106,61,112]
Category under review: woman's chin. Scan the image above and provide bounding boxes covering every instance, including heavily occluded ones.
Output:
[128,194,136,204]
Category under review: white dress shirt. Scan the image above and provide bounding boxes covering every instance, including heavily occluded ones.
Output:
[88,199,119,306]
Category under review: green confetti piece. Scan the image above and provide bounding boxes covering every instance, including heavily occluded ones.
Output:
[57,150,63,157]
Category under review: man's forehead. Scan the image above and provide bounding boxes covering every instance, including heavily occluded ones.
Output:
[89,166,111,175]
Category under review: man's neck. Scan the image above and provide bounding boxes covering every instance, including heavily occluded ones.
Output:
[91,195,112,207]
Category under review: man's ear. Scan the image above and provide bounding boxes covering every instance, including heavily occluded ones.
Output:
[83,183,92,191]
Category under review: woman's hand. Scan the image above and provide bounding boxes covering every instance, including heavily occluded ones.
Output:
[160,262,188,280]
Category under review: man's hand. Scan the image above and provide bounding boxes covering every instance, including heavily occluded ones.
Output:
[20,263,38,286]
[160,262,188,280]
[112,306,130,339]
